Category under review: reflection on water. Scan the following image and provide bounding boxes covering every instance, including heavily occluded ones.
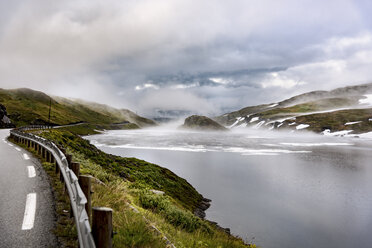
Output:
[86,128,372,248]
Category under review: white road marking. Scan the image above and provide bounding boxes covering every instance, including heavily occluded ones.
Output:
[15,147,21,151]
[27,166,36,178]
[22,193,37,230]
[8,143,13,147]
[23,153,30,160]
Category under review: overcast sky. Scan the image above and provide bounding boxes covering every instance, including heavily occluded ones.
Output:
[1,0,372,116]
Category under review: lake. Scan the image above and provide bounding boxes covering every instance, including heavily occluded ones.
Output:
[85,127,372,248]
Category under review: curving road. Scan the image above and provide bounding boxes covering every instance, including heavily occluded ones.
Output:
[0,129,57,247]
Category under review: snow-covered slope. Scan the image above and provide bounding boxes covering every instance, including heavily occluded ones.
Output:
[214,83,372,135]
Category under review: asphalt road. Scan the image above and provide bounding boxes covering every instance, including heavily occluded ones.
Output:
[0,129,57,247]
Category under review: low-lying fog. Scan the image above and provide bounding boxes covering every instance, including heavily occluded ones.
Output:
[86,125,372,248]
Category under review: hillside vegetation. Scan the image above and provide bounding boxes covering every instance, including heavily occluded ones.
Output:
[215,82,372,134]
[32,128,251,248]
[181,115,227,131]
[0,88,155,128]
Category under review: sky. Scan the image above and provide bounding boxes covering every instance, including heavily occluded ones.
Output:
[1,0,372,117]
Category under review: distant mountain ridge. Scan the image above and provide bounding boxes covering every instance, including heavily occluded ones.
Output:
[214,83,372,135]
[0,88,156,128]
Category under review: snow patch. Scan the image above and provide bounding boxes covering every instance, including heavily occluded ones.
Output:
[322,129,354,136]
[237,123,247,128]
[249,117,259,123]
[253,121,265,129]
[224,147,311,156]
[268,103,278,108]
[345,121,362,125]
[359,94,372,105]
[228,118,241,128]
[357,131,372,139]
[296,124,310,130]
[288,122,297,126]
[280,142,353,147]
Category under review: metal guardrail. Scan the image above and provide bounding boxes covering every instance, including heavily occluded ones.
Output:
[10,126,96,248]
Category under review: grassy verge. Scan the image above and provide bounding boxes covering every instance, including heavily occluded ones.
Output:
[33,128,253,247]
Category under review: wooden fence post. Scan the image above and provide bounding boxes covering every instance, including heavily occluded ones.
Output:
[42,147,46,159]
[71,162,80,178]
[46,151,50,162]
[92,207,113,248]
[55,161,60,174]
[66,154,72,168]
[50,154,55,163]
[79,175,92,223]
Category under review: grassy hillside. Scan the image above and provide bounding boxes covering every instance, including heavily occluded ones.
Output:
[280,108,372,133]
[28,128,252,248]
[216,83,372,126]
[181,115,227,131]
[0,88,155,128]
[214,82,372,134]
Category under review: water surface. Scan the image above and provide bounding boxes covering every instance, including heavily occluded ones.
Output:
[86,128,372,248]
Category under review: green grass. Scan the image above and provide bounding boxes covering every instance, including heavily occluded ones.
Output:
[0,88,155,128]
[138,191,209,233]
[257,97,360,119]
[32,128,253,247]
[283,108,372,133]
[215,97,360,126]
[39,129,203,212]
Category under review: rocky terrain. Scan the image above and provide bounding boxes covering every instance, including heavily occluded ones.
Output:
[181,115,227,131]
[214,83,372,135]
[0,104,14,128]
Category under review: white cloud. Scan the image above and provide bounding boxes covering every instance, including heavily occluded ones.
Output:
[209,77,232,85]
[261,72,306,89]
[0,0,371,116]
[135,83,160,91]
[170,83,199,89]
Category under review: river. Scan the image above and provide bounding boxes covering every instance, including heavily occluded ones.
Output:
[85,127,372,248]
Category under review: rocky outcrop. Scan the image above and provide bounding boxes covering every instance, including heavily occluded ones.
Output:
[194,198,211,219]
[181,115,227,131]
[0,104,15,128]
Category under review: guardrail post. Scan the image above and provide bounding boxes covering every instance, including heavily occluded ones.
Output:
[46,151,50,162]
[71,162,80,178]
[79,175,92,223]
[42,147,46,159]
[92,207,113,248]
[66,154,72,168]
[37,143,42,156]
[50,153,55,163]
[55,161,60,174]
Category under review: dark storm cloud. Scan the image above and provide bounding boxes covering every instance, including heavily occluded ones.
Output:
[0,0,372,116]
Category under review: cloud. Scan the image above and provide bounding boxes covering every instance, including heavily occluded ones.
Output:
[261,73,306,89]
[0,0,371,116]
[135,83,160,91]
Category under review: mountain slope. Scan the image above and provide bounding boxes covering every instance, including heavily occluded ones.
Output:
[0,88,155,128]
[181,115,227,131]
[215,83,372,134]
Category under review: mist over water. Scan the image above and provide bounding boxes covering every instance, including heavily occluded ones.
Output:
[86,126,372,248]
